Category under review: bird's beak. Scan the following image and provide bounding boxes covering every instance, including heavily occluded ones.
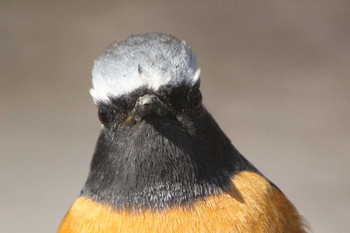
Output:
[124,94,174,124]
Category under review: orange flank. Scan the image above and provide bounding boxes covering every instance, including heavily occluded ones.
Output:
[58,171,306,233]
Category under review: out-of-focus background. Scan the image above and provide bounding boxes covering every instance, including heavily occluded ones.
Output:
[1,1,349,232]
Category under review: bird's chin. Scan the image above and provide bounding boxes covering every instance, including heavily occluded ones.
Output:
[120,114,187,141]
[145,115,177,125]
[129,114,178,128]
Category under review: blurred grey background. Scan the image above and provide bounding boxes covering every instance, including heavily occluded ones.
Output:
[1,1,349,232]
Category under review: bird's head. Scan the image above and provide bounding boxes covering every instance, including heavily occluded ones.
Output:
[90,33,203,136]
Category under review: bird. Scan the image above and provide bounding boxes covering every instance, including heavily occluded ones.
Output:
[58,33,306,233]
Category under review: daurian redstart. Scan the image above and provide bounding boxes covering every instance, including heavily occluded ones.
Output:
[58,33,306,233]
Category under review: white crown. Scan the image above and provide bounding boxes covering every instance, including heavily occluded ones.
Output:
[89,33,200,103]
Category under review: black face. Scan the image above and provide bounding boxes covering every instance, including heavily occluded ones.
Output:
[96,82,202,131]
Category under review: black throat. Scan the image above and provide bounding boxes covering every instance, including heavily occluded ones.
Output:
[81,108,256,210]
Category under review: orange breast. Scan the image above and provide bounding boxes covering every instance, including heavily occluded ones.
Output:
[58,171,306,233]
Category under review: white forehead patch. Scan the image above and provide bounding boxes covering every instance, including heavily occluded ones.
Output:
[90,67,201,103]
[89,33,200,103]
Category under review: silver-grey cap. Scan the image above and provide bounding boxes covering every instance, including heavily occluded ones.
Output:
[90,33,200,103]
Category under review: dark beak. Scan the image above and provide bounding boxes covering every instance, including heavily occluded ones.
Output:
[125,94,173,124]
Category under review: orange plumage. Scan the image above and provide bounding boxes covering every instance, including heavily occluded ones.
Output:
[58,171,305,233]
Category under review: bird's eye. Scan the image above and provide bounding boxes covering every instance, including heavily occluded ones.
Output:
[189,88,202,108]
[98,108,111,126]
[191,90,202,108]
